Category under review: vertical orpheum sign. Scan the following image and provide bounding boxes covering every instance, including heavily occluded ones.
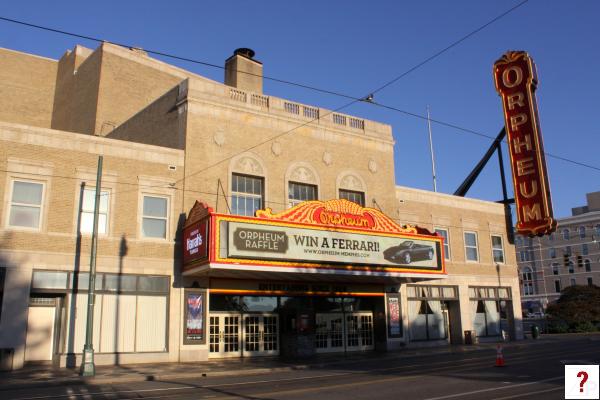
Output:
[494,51,556,236]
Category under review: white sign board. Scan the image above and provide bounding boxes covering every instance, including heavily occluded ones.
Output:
[226,221,441,270]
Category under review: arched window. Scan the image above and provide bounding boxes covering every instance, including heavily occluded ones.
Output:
[522,267,534,295]
[229,153,266,217]
[285,162,320,208]
[578,226,586,238]
[561,228,570,240]
[585,259,591,272]
[337,171,367,207]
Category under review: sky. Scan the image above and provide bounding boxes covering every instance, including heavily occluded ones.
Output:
[1,1,598,219]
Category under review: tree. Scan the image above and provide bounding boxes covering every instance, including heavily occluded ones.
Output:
[546,285,600,332]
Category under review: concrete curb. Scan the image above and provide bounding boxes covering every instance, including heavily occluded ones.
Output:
[0,337,566,391]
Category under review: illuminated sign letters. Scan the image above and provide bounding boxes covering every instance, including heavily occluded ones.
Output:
[494,51,557,236]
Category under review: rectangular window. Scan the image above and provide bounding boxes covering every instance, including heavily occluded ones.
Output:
[491,235,505,264]
[231,174,263,216]
[552,264,559,275]
[434,228,450,260]
[288,181,317,208]
[582,244,589,256]
[80,188,109,234]
[8,180,44,229]
[554,280,561,293]
[464,231,479,262]
[570,278,576,286]
[588,277,593,286]
[339,189,365,207]
[142,195,168,239]
[549,248,556,258]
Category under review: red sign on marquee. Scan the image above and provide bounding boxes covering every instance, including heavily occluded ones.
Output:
[182,219,209,265]
[494,51,556,236]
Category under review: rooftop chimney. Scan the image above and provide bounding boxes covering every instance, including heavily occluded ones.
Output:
[225,48,263,94]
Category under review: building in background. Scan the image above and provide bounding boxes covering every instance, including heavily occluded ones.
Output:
[517,191,600,314]
[0,43,522,370]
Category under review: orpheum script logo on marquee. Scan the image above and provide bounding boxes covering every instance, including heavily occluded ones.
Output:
[183,219,208,265]
[494,51,556,236]
[227,221,441,270]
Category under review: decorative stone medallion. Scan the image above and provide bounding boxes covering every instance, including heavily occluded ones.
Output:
[213,129,225,147]
[271,141,282,157]
[368,159,378,173]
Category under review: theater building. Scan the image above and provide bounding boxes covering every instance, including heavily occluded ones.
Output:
[0,43,522,369]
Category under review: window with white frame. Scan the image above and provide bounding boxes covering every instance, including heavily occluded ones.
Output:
[80,188,109,234]
[464,231,479,262]
[288,181,317,208]
[8,180,44,229]
[552,263,559,275]
[582,243,589,256]
[434,228,450,260]
[578,226,586,238]
[339,189,365,207]
[231,173,263,217]
[491,235,505,263]
[142,195,168,239]
[561,228,570,240]
[522,267,534,295]
[549,248,556,258]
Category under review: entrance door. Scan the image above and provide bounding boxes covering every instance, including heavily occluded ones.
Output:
[209,314,242,358]
[316,312,373,353]
[243,314,279,356]
[25,304,56,361]
[315,313,345,353]
[346,313,374,351]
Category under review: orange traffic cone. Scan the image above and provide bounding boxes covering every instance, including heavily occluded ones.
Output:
[495,345,505,367]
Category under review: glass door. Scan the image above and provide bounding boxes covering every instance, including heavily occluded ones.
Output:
[209,313,242,358]
[316,312,374,353]
[243,314,279,356]
[346,312,374,351]
[315,313,345,353]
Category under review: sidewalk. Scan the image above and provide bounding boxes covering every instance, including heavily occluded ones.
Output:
[0,336,564,391]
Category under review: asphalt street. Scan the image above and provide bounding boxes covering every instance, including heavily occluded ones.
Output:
[2,335,599,400]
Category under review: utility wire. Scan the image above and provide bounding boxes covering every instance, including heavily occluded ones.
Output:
[3,5,599,176]
[367,0,530,96]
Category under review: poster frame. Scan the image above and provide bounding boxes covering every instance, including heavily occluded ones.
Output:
[183,288,207,345]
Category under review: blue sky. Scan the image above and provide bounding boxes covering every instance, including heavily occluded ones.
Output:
[1,1,598,218]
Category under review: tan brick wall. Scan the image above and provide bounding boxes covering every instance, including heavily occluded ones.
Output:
[94,44,185,136]
[0,48,57,129]
[0,123,184,262]
[395,186,519,279]
[181,99,397,217]
[108,83,185,149]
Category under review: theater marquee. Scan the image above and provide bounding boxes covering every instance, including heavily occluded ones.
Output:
[494,51,557,236]
[182,199,446,276]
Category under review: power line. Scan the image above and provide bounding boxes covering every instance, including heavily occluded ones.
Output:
[368,0,530,96]
[2,3,598,202]
[3,6,599,176]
